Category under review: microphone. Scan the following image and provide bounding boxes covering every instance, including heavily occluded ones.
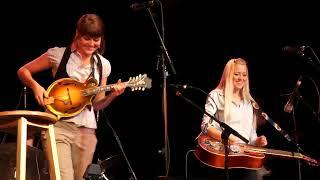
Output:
[284,76,302,113]
[168,84,209,96]
[282,45,307,57]
[130,0,157,11]
[168,84,191,89]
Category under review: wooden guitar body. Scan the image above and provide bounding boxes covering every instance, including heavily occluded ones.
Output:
[194,134,319,169]
[194,134,265,170]
[46,78,97,119]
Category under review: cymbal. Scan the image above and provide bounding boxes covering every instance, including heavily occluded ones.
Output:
[99,154,122,170]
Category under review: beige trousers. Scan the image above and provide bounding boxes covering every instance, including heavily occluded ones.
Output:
[42,121,97,180]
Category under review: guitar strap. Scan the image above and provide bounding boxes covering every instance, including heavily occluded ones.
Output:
[54,46,71,80]
[88,53,103,85]
[54,47,103,86]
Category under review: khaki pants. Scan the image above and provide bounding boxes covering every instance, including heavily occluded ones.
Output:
[42,121,97,180]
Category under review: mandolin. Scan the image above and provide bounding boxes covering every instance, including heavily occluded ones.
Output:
[44,74,152,119]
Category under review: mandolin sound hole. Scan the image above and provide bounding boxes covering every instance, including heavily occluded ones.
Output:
[65,106,81,113]
[62,82,77,86]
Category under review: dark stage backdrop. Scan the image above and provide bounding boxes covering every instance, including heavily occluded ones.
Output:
[1,1,320,180]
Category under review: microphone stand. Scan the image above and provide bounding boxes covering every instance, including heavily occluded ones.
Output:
[101,110,138,180]
[283,73,320,179]
[175,90,248,180]
[291,106,302,180]
[260,109,306,180]
[146,5,176,76]
[188,85,308,179]
[176,87,248,144]
[144,1,176,177]
[303,46,320,74]
[284,76,303,180]
[1,86,28,144]
[308,46,320,66]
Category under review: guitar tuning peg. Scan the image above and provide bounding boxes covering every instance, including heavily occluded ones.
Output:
[142,87,145,91]
[138,87,141,90]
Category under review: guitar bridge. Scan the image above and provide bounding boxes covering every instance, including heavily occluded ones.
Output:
[229,145,240,153]
[205,139,223,151]
[52,96,71,105]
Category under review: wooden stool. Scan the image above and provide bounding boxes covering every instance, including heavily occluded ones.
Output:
[0,110,60,180]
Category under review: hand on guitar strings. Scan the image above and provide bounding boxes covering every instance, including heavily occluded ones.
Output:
[33,84,49,106]
[255,135,268,147]
[109,79,126,97]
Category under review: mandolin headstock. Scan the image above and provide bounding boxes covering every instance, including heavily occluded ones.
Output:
[127,74,152,91]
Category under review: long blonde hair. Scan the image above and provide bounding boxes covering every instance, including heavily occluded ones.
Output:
[216,58,256,123]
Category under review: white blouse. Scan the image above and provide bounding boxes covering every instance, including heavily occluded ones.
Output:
[201,89,257,144]
[47,47,111,129]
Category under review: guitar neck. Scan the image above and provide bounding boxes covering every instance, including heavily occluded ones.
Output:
[82,74,151,96]
[247,147,303,159]
[85,82,129,96]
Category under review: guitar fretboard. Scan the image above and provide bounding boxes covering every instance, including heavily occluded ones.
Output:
[246,147,303,159]
[82,82,127,96]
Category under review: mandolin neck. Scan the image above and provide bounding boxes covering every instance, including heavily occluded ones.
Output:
[83,81,128,96]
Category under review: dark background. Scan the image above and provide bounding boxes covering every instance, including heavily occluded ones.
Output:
[1,1,320,179]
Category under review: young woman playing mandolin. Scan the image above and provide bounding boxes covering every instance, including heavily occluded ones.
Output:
[17,13,126,180]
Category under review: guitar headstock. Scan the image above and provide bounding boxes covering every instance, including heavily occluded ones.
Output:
[303,155,320,167]
[127,74,152,91]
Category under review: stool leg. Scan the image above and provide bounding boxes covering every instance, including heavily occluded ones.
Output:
[16,117,27,180]
[44,124,61,180]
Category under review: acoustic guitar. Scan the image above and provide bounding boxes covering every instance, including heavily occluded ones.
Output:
[44,74,152,119]
[194,134,319,170]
